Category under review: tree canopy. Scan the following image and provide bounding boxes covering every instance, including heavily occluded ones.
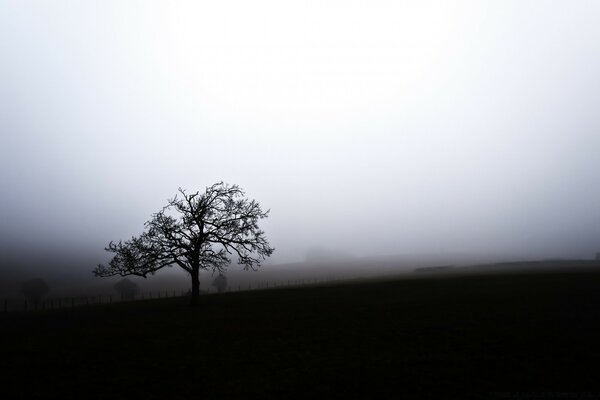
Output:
[94,182,274,304]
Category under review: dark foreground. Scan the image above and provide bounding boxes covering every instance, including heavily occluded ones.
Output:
[2,267,600,399]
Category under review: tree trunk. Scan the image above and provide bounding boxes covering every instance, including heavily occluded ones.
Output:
[191,266,200,306]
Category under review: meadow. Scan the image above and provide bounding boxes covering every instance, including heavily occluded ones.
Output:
[2,264,600,399]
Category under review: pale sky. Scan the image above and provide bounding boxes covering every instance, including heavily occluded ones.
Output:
[1,0,600,267]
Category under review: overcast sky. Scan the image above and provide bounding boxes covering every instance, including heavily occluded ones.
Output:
[1,0,600,267]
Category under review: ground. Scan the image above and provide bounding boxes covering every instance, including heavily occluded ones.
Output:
[2,266,600,399]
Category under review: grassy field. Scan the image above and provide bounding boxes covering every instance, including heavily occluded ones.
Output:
[2,266,600,399]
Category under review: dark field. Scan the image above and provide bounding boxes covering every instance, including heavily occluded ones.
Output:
[2,267,600,399]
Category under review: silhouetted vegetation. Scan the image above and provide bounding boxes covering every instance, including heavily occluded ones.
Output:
[211,273,227,293]
[113,278,139,301]
[20,278,49,307]
[94,182,274,305]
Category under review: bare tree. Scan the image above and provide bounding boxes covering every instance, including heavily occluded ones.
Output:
[94,182,274,305]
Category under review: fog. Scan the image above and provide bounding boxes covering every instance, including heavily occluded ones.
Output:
[1,1,600,297]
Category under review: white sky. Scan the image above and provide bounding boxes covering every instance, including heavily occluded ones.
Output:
[1,0,600,263]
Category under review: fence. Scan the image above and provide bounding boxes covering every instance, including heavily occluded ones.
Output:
[2,275,356,313]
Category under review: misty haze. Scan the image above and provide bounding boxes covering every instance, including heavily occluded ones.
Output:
[1,1,600,398]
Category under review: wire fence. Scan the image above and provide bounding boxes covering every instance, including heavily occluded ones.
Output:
[2,275,354,313]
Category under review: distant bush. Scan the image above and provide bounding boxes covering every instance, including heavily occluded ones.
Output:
[114,278,140,301]
[21,278,49,306]
[212,274,227,293]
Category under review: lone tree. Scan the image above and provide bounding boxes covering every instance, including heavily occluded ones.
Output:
[94,182,274,305]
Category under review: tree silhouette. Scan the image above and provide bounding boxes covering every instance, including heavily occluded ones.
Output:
[21,278,49,307]
[94,182,274,305]
[113,278,139,301]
